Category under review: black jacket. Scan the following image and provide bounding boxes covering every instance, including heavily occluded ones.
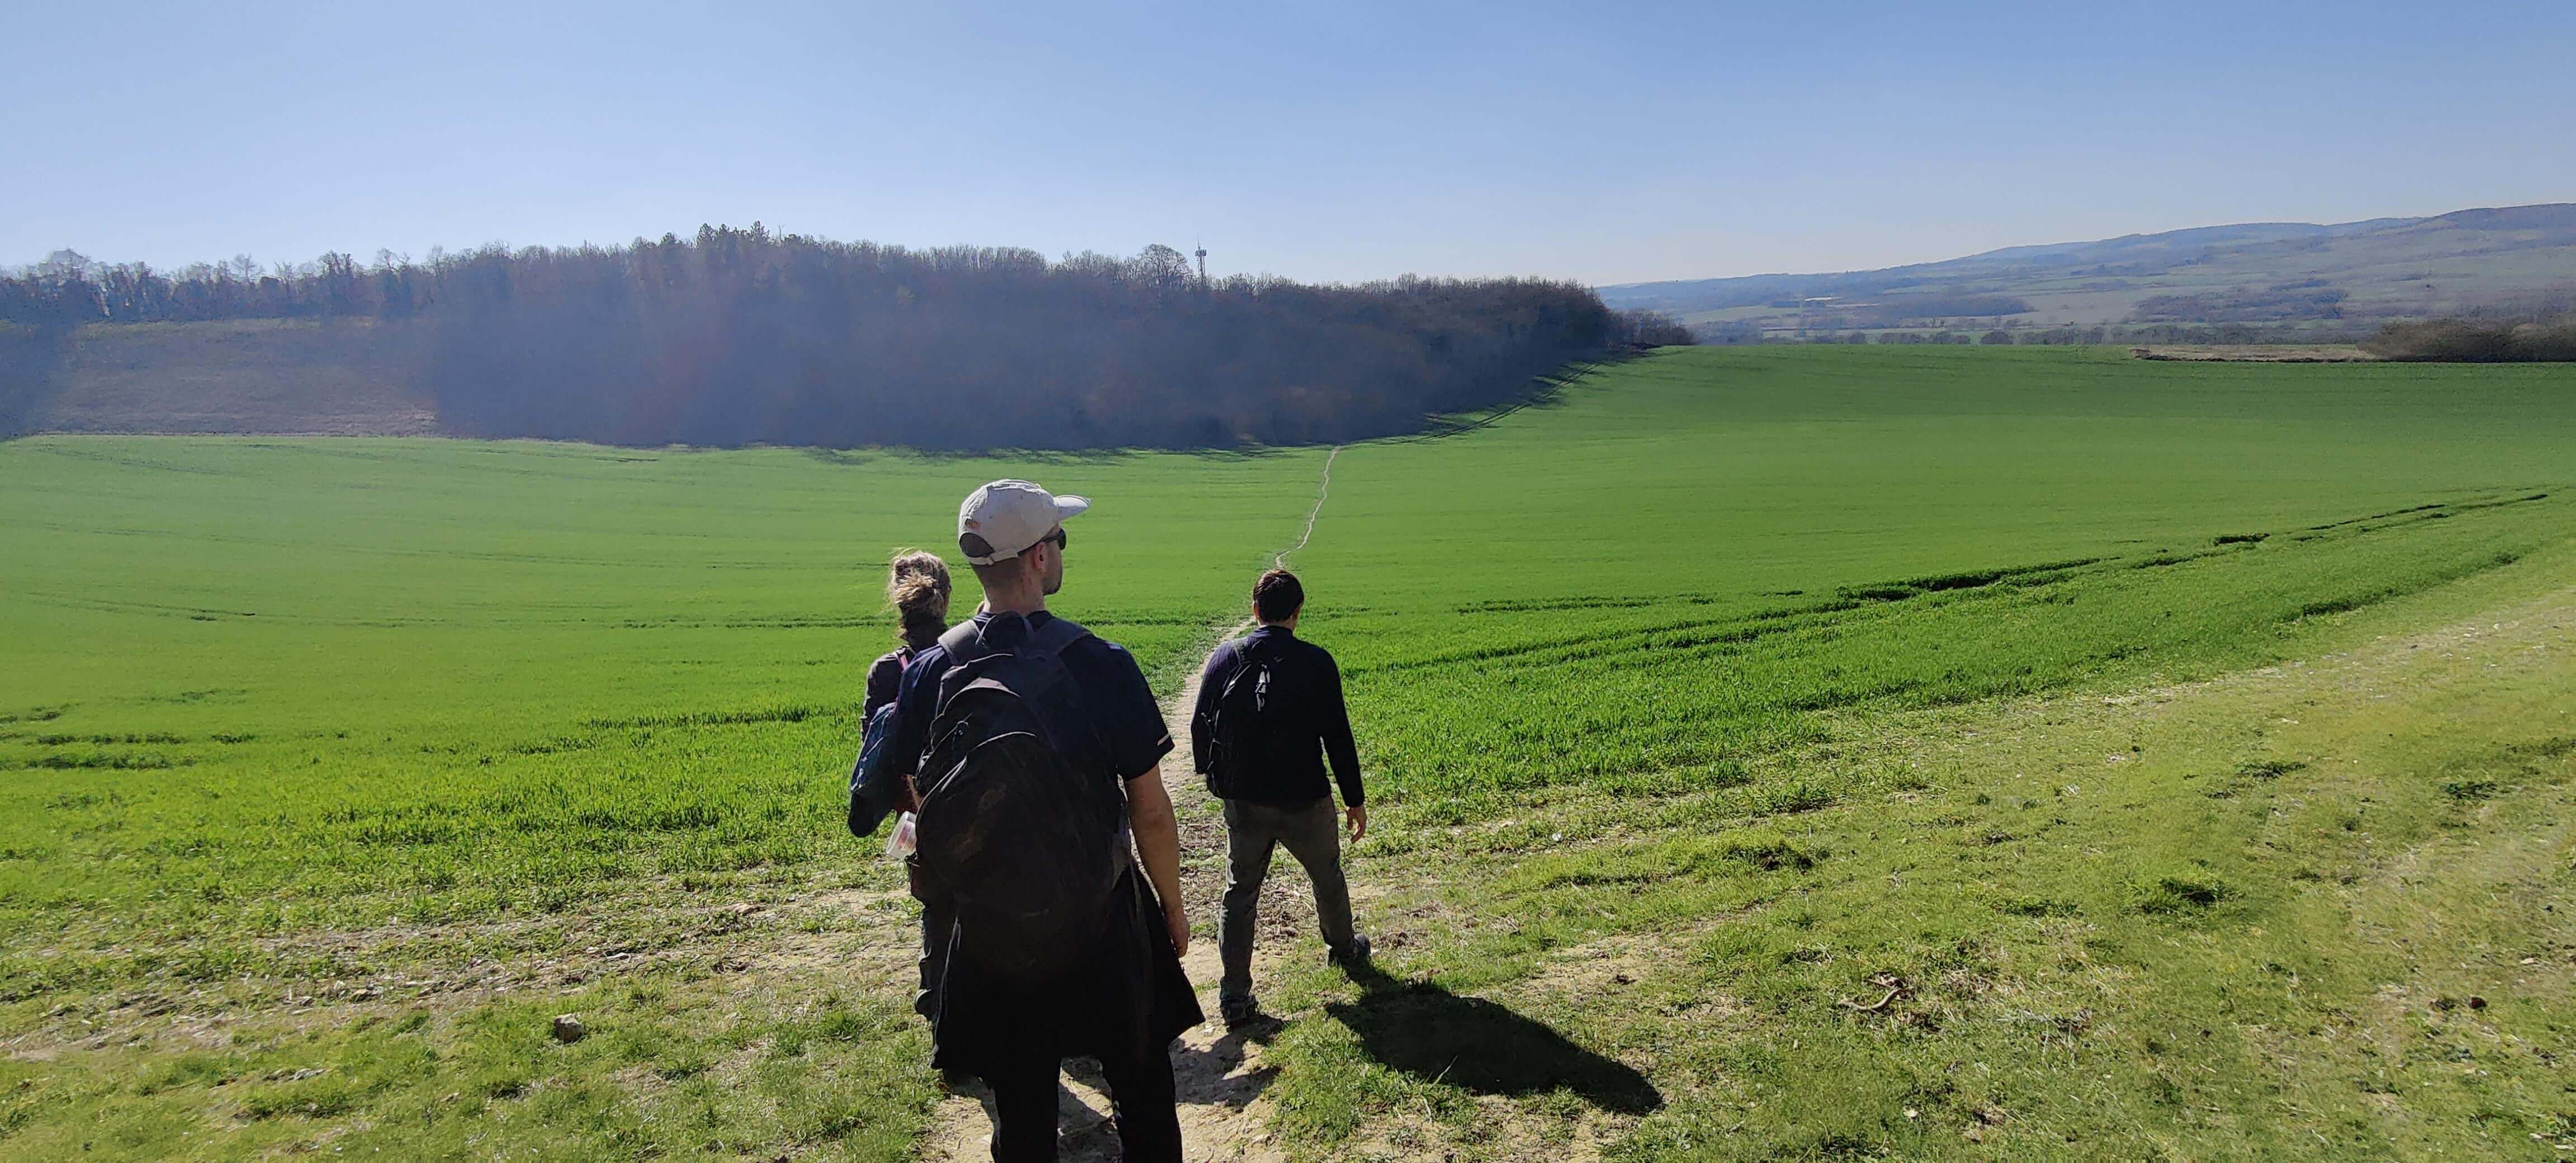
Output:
[1190,625,1364,807]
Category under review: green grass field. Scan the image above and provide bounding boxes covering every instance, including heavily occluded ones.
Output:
[1306,347,2571,809]
[3,346,2572,1160]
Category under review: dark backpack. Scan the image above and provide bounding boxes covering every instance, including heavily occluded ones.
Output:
[1204,636,1285,799]
[846,699,905,838]
[846,647,917,839]
[912,614,1129,982]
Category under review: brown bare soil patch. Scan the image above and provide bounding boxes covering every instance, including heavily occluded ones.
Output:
[38,320,437,436]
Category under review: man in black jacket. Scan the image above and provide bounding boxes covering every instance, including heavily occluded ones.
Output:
[1191,568,1369,1026]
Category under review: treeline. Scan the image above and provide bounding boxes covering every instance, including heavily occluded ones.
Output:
[1614,310,1694,347]
[2361,315,2576,362]
[0,231,1685,448]
[2133,280,2348,323]
[0,249,397,327]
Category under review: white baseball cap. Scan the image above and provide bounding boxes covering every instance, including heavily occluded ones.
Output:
[957,479,1091,565]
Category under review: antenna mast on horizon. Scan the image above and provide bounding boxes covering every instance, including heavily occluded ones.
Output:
[1194,240,1208,287]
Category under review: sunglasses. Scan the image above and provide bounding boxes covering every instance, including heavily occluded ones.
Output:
[1039,527,1068,551]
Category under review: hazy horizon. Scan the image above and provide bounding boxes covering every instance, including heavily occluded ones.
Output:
[12,1,2574,286]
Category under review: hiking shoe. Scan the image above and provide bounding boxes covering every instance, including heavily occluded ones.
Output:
[1220,997,1263,1028]
[1329,933,1371,966]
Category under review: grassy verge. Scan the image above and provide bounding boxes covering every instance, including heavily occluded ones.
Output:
[1239,540,2576,1160]
[0,956,936,1160]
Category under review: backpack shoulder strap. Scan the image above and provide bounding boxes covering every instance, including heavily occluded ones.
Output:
[1235,632,1286,672]
[1024,614,1092,656]
[936,613,1091,663]
[1215,638,1284,720]
[935,618,987,663]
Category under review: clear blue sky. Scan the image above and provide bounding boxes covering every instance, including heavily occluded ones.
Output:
[10,1,2572,285]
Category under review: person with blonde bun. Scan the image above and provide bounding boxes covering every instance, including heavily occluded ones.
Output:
[861,549,952,1023]
[865,549,952,729]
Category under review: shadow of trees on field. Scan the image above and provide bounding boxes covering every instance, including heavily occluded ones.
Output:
[1325,963,1662,1114]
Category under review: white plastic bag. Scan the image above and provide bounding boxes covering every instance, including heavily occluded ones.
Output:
[884,811,917,859]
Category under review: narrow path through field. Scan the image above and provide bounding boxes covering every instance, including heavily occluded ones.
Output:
[1273,445,1340,570]
[927,448,1346,1161]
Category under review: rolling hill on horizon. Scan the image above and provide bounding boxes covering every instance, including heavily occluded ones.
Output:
[1601,202,2576,337]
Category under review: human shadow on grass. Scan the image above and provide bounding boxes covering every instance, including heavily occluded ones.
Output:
[1324,963,1661,1114]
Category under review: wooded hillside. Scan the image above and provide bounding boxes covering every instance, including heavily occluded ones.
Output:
[2,227,1673,448]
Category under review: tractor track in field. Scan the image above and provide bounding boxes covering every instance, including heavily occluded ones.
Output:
[926,448,1346,1161]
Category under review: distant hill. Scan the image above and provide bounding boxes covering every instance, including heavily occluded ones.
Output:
[1602,204,2576,337]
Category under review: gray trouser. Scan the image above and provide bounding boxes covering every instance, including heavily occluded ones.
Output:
[1219,796,1355,1006]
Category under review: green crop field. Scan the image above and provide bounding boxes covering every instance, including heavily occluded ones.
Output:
[3,346,2573,1160]
[1303,347,2574,810]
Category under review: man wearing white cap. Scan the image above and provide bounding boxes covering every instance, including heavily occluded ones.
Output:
[878,479,1200,1162]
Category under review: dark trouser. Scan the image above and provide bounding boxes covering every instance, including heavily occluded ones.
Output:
[908,857,951,1021]
[984,1045,1181,1163]
[1219,796,1355,1009]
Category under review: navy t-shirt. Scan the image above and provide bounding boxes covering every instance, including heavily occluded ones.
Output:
[882,610,1173,789]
